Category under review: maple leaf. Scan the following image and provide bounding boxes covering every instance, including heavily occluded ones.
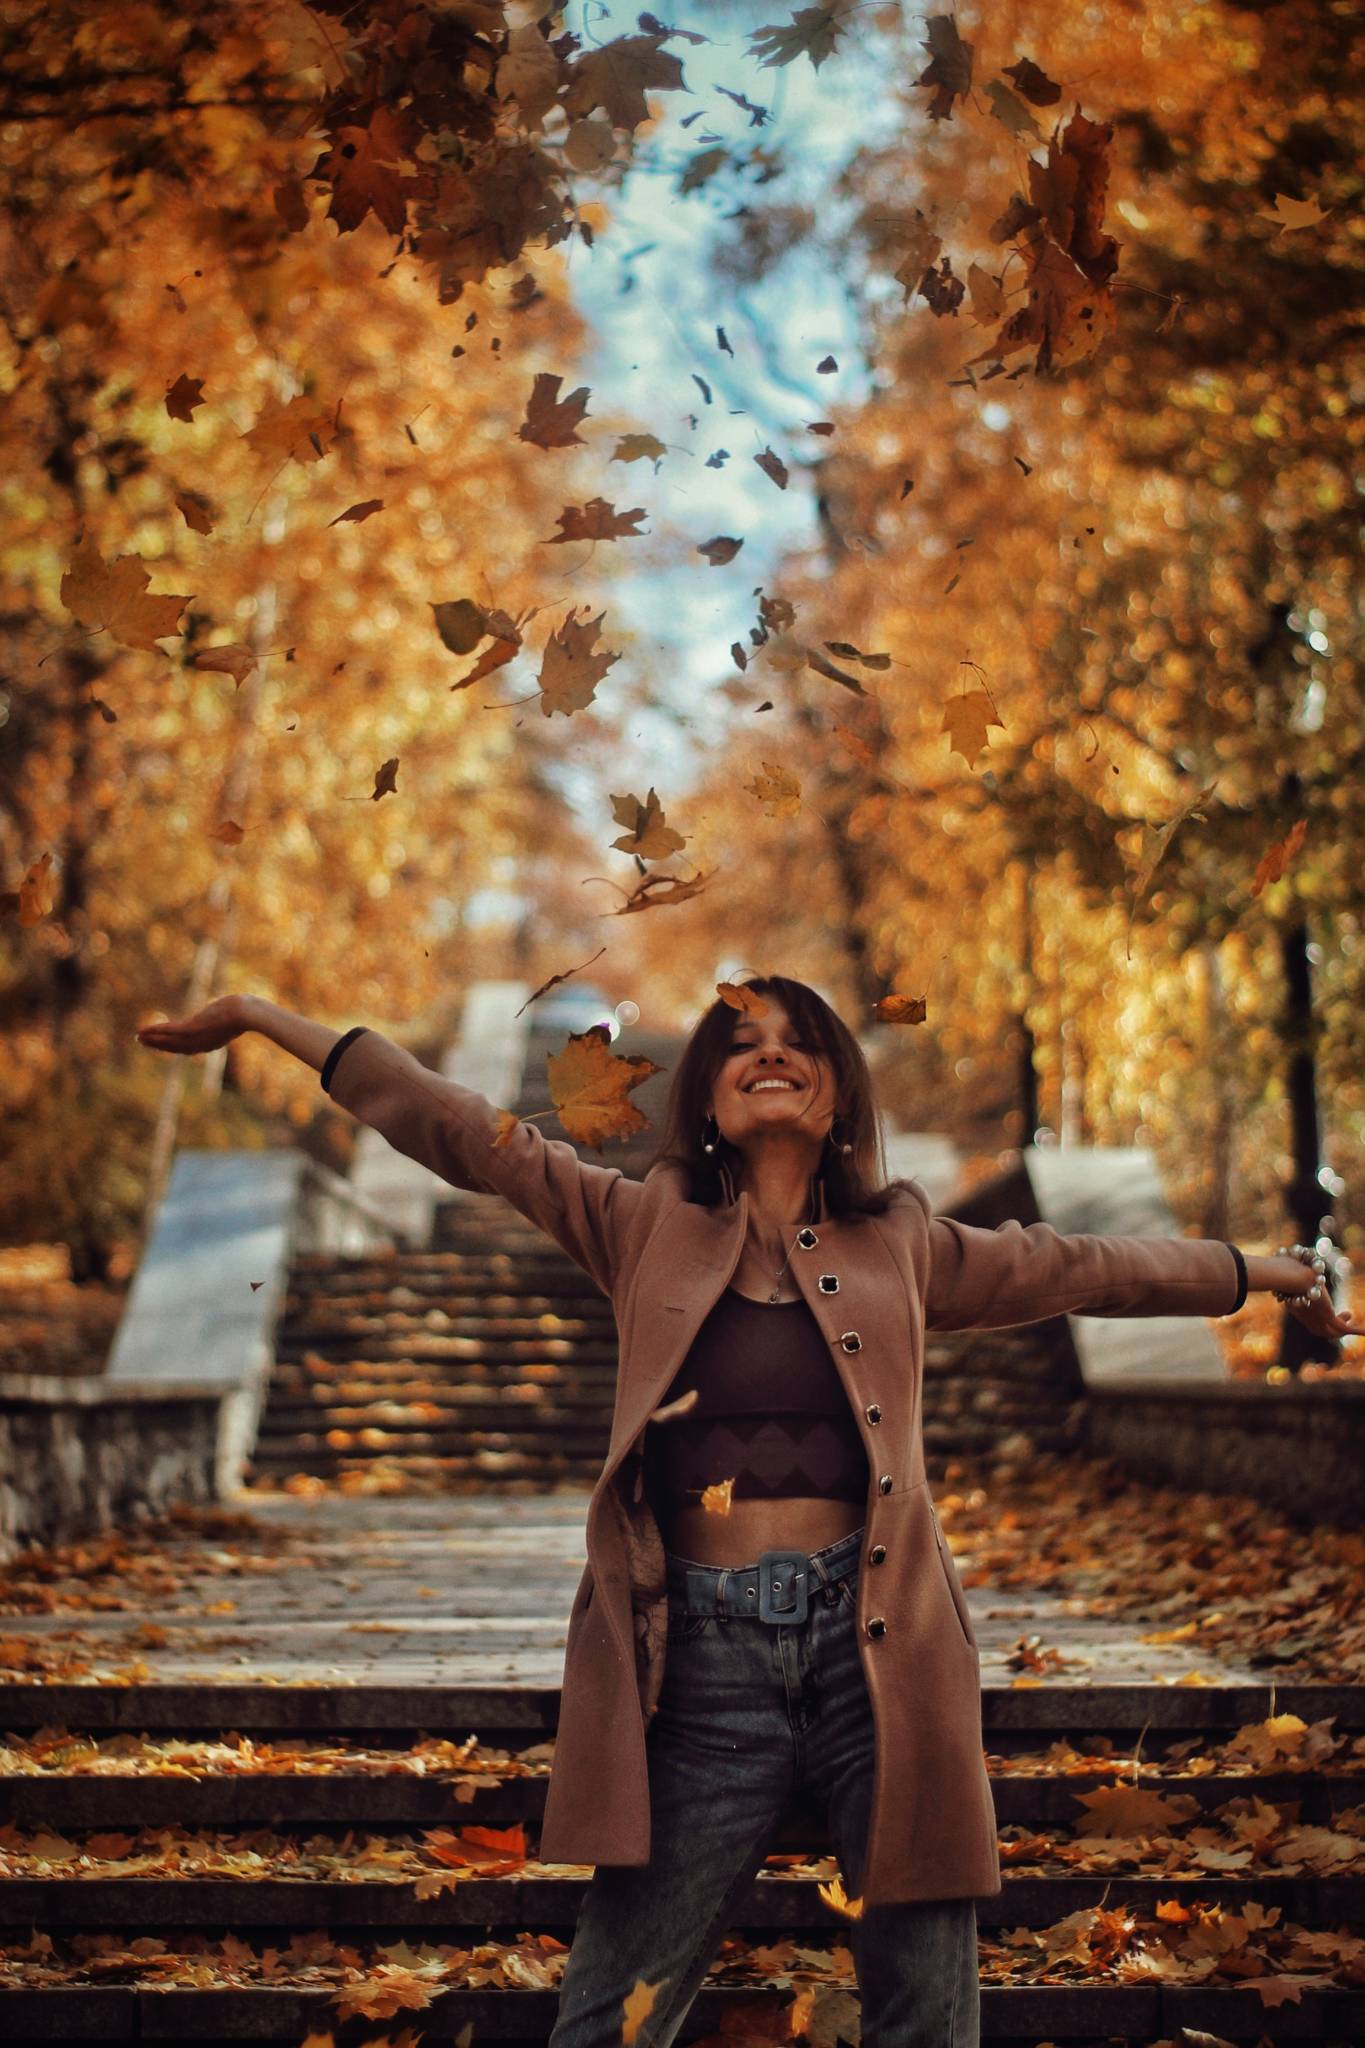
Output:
[916,14,974,119]
[513,946,608,1018]
[495,22,561,129]
[545,498,648,544]
[599,868,715,915]
[1261,191,1331,233]
[745,762,801,817]
[942,687,1005,767]
[1073,1783,1199,1836]
[539,606,620,717]
[332,1965,439,2020]
[318,103,414,234]
[755,446,789,489]
[698,534,743,565]
[241,392,339,464]
[562,33,686,130]
[164,372,204,422]
[701,1476,735,1513]
[749,3,854,72]
[816,1870,864,1917]
[545,1026,663,1147]
[610,786,687,858]
[826,640,890,670]
[611,431,669,467]
[518,371,592,448]
[806,647,867,695]
[967,239,1114,375]
[60,533,192,652]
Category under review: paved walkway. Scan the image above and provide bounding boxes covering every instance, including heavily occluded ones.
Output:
[0,1487,1275,1691]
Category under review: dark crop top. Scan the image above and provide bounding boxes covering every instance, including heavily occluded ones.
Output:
[642,1287,869,1517]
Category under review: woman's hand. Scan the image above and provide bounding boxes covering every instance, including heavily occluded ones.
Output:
[136,994,251,1056]
[1281,1258,1355,1342]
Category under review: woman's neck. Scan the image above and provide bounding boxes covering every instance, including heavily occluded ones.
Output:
[737,1147,821,1229]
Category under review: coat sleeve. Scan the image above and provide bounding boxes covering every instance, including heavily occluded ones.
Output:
[320,1027,645,1296]
[902,1181,1246,1332]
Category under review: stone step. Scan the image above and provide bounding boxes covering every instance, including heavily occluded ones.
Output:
[6,1974,1359,2044]
[248,1423,612,1454]
[8,1765,1360,1832]
[243,1450,606,1481]
[272,1336,621,1365]
[263,1364,618,1394]
[5,1868,1363,1936]
[257,1391,618,1424]
[283,1292,615,1324]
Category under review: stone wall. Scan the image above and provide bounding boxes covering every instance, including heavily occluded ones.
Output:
[1085,1378,1365,1526]
[921,1317,1085,1474]
[0,1376,226,1558]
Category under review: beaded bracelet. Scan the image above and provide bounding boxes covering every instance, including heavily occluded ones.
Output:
[1273,1242,1327,1306]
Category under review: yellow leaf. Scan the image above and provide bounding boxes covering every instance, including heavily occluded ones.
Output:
[621,1976,665,2044]
[942,688,1004,768]
[610,787,687,858]
[716,982,769,1017]
[545,1028,663,1148]
[745,761,800,817]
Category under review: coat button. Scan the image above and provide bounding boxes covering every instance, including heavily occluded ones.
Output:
[839,1331,861,1352]
[818,1274,839,1294]
[867,1616,887,1638]
[869,1544,887,1565]
[865,1402,881,1424]
[878,1473,893,1493]
[796,1227,819,1249]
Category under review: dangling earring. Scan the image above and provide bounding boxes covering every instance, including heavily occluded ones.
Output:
[827,1114,853,1157]
[701,1112,720,1155]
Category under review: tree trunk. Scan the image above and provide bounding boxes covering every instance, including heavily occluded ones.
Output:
[1013,861,1039,1147]
[1199,936,1235,1243]
[1276,870,1340,1371]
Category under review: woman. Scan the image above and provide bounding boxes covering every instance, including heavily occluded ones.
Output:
[137,976,1349,2048]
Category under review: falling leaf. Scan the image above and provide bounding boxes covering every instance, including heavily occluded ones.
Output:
[495,22,561,128]
[816,1870,864,1918]
[701,1476,735,1513]
[602,869,715,915]
[716,981,769,1016]
[745,762,801,817]
[873,993,926,1024]
[610,787,687,858]
[518,371,592,448]
[916,14,974,120]
[432,598,491,654]
[513,947,608,1018]
[174,490,214,533]
[611,432,669,466]
[679,146,727,194]
[985,79,1042,141]
[943,687,1005,767]
[189,643,256,685]
[544,498,647,544]
[698,535,744,565]
[545,1027,663,1147]
[816,354,837,372]
[805,647,867,695]
[1122,777,1219,956]
[1261,192,1331,232]
[538,607,621,717]
[621,1976,665,2044]
[825,640,890,670]
[1251,816,1307,896]
[60,533,192,652]
[327,498,384,526]
[369,758,400,800]
[490,1107,521,1149]
[1003,55,1061,104]
[164,372,204,422]
[562,32,685,131]
[749,3,856,72]
[241,392,339,463]
[755,446,789,489]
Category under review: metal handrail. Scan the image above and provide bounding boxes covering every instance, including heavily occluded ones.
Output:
[298,1155,419,1252]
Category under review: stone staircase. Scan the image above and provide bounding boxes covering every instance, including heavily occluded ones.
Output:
[1,1670,1361,2042]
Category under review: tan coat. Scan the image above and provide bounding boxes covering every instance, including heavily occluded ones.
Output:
[323,1028,1243,1904]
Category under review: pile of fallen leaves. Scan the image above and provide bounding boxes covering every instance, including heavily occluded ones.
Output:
[935,1450,1365,1683]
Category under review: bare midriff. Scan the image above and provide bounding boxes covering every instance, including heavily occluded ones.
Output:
[657,1272,866,1567]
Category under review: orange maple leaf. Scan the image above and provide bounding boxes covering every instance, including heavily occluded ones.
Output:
[60,534,192,652]
[539,607,620,716]
[546,498,648,543]
[716,981,769,1017]
[518,371,592,448]
[609,787,686,858]
[545,1027,663,1147]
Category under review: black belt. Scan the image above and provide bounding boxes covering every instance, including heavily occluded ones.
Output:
[666,1542,860,1626]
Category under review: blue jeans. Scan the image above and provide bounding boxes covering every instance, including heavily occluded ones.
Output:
[548,1527,979,2047]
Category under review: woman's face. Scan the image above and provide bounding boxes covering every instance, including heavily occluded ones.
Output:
[706,997,839,1154]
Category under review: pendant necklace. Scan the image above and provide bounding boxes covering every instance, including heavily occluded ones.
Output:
[755,1183,817,1303]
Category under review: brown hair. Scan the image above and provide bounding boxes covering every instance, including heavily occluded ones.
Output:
[647,975,910,1218]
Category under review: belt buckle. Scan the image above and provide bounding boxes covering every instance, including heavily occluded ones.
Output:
[757,1548,811,1624]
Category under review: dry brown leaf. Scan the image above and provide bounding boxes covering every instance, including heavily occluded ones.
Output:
[538,607,620,717]
[518,371,592,449]
[545,1027,663,1147]
[609,787,687,858]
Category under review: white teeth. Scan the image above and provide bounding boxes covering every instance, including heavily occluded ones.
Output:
[748,1079,797,1092]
